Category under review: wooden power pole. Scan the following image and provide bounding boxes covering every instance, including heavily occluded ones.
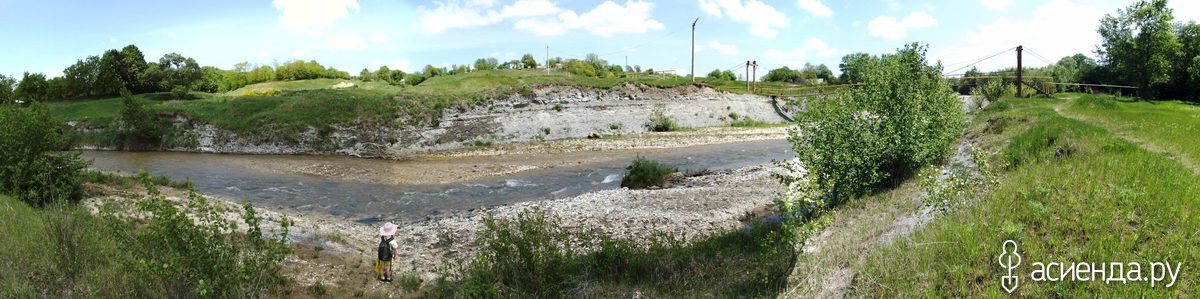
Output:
[751,61,758,92]
[1016,45,1023,98]
[691,17,699,82]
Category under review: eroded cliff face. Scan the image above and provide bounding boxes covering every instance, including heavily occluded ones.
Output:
[125,84,785,157]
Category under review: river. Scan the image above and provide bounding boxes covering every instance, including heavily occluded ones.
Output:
[82,139,793,224]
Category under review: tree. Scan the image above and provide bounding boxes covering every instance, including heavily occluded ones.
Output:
[781,43,964,209]
[763,67,802,83]
[119,45,149,92]
[359,68,372,81]
[0,74,15,104]
[0,102,87,205]
[423,65,444,77]
[14,72,48,101]
[157,53,202,99]
[1097,0,1181,98]
[521,53,539,69]
[706,69,737,81]
[375,66,392,82]
[1168,22,1200,99]
[838,52,876,84]
[114,89,164,150]
[474,58,499,71]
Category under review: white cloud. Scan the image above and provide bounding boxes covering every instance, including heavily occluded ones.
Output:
[558,1,664,37]
[867,11,937,40]
[419,0,662,37]
[796,0,832,17]
[369,33,387,43]
[325,33,367,50]
[167,32,177,39]
[708,41,739,55]
[272,0,360,31]
[764,37,839,67]
[804,38,839,57]
[697,0,788,38]
[500,0,560,18]
[936,0,1104,72]
[417,0,503,35]
[979,0,1014,12]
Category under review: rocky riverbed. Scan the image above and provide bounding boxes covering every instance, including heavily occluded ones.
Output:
[81,161,794,287]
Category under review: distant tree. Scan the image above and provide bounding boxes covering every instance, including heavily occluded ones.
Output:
[521,53,538,69]
[763,67,802,83]
[389,69,406,84]
[114,89,165,150]
[1168,22,1200,99]
[474,58,499,71]
[584,53,606,70]
[118,45,149,92]
[838,52,876,84]
[564,60,597,77]
[803,63,834,83]
[14,72,48,101]
[157,53,202,99]
[423,65,444,77]
[706,69,737,81]
[1097,0,1181,98]
[0,74,16,104]
[375,66,392,82]
[359,68,372,81]
[405,73,427,86]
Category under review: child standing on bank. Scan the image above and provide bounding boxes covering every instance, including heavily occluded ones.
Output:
[376,222,399,282]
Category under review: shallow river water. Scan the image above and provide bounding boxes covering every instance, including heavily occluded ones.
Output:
[82,139,793,224]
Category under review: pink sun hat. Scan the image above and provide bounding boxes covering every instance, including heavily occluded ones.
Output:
[379,222,398,237]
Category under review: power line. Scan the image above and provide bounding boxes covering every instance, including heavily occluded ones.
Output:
[1023,48,1057,66]
[943,46,1017,75]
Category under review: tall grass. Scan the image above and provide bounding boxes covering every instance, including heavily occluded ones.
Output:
[425,210,795,297]
[850,96,1200,296]
[620,157,677,189]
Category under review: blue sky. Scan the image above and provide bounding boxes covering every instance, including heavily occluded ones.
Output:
[2,0,1198,79]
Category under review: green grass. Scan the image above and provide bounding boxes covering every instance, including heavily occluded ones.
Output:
[849,95,1200,296]
[226,78,402,95]
[0,194,160,297]
[425,210,794,297]
[1062,94,1200,171]
[620,157,677,189]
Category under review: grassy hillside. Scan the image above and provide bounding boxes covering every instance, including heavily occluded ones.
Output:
[850,95,1200,296]
[46,70,803,145]
[226,78,403,96]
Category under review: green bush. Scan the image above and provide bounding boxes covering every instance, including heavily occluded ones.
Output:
[113,90,167,150]
[781,43,965,210]
[564,60,598,77]
[428,210,794,297]
[0,103,87,206]
[971,79,1012,102]
[643,105,680,132]
[110,172,293,298]
[620,156,677,189]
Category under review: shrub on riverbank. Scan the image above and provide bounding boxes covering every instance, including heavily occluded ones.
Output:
[644,105,680,132]
[0,103,87,206]
[781,43,965,212]
[426,210,794,297]
[0,172,292,297]
[620,157,677,189]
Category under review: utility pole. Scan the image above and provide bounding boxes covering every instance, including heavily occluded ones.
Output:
[691,17,699,82]
[546,45,550,75]
[751,60,758,92]
[1015,45,1023,98]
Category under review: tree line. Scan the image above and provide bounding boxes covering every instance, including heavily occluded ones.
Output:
[0,45,353,102]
